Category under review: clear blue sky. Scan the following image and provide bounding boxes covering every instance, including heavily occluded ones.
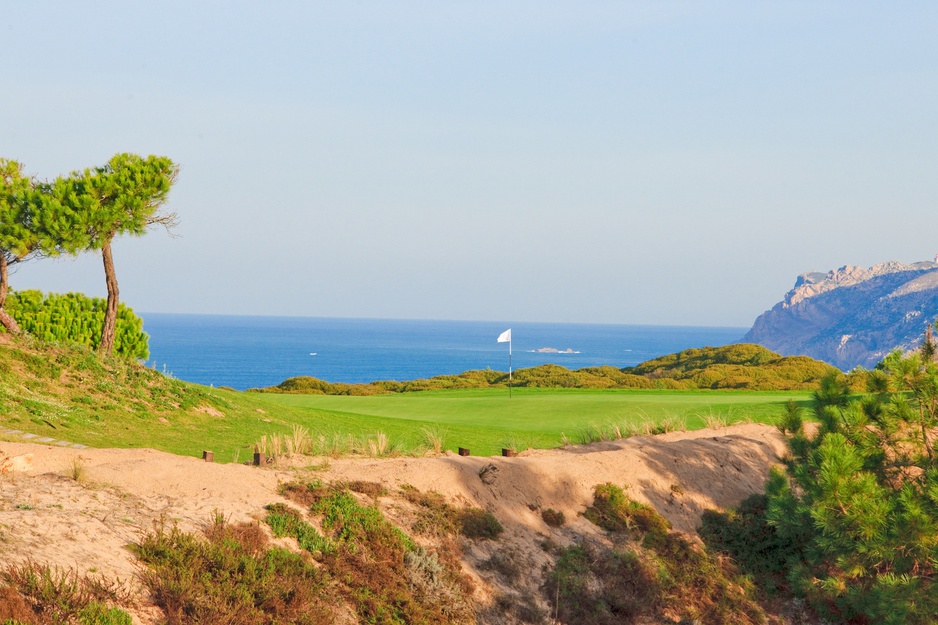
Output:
[4,2,937,327]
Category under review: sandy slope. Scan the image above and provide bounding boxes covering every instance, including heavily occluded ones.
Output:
[0,423,786,623]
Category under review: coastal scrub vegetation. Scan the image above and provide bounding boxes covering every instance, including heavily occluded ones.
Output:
[0,562,132,624]
[259,343,837,396]
[270,481,476,624]
[132,515,334,624]
[703,342,938,624]
[546,482,766,624]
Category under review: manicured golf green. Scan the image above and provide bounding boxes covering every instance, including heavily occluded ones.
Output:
[257,387,809,457]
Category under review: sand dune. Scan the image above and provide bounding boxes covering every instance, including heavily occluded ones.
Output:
[0,423,785,623]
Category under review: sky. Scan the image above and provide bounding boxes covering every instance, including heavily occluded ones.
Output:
[3,2,937,327]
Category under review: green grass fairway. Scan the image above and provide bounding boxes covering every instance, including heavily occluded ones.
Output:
[257,387,809,457]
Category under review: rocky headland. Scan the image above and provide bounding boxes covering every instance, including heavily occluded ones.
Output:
[744,260,938,370]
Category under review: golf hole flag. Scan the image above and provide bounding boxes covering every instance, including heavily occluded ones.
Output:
[497,329,512,397]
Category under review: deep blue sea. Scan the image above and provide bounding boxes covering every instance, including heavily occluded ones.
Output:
[140,314,747,391]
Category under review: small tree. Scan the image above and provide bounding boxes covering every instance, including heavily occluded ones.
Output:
[765,353,938,623]
[61,154,179,355]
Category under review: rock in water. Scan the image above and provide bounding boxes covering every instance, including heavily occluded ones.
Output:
[744,260,938,370]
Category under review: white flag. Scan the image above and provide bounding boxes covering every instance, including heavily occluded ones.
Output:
[497,329,511,343]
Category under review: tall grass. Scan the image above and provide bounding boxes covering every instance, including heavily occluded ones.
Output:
[420,425,447,455]
[69,457,89,484]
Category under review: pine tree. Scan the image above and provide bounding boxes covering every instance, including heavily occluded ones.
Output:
[765,348,938,623]
[58,154,178,354]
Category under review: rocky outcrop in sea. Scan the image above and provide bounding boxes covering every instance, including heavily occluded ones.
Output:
[744,260,938,370]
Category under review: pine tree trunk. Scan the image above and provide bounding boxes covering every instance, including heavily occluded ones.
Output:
[98,239,119,355]
[0,254,22,334]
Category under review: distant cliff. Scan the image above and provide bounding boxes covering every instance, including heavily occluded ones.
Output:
[744,260,938,370]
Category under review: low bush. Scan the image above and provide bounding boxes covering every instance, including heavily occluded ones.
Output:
[699,494,791,595]
[577,483,767,624]
[544,543,661,625]
[584,483,670,539]
[627,344,836,391]
[268,482,475,624]
[458,509,503,540]
[264,503,333,555]
[260,344,834,394]
[132,515,332,624]
[0,562,132,625]
[541,508,566,528]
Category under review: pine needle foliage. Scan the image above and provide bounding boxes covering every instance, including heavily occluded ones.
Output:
[764,349,938,623]
[6,290,148,360]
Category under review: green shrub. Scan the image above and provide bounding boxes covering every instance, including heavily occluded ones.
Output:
[544,543,662,625]
[580,484,766,624]
[6,290,148,360]
[699,494,791,594]
[264,503,334,555]
[757,351,938,624]
[541,508,565,527]
[273,483,474,624]
[627,344,837,390]
[261,344,835,394]
[133,516,331,624]
[458,509,503,540]
[584,483,670,539]
[0,563,130,625]
[76,602,132,625]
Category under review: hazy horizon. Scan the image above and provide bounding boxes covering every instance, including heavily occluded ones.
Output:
[137,309,750,330]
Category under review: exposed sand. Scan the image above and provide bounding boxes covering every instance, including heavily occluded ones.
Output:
[0,423,786,623]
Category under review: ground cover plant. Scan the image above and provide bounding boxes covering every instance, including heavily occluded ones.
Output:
[270,481,476,624]
[132,515,333,625]
[1,331,810,458]
[0,562,132,624]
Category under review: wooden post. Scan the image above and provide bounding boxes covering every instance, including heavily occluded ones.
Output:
[253,451,265,466]
[458,447,470,457]
[502,448,515,457]
[202,450,214,462]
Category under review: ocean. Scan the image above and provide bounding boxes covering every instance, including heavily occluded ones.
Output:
[141,314,747,391]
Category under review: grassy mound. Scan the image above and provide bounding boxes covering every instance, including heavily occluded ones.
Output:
[262,344,837,395]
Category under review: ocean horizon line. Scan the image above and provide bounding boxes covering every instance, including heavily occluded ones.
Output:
[139,310,749,333]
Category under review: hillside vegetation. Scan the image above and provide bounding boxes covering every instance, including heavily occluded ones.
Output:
[262,343,837,395]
